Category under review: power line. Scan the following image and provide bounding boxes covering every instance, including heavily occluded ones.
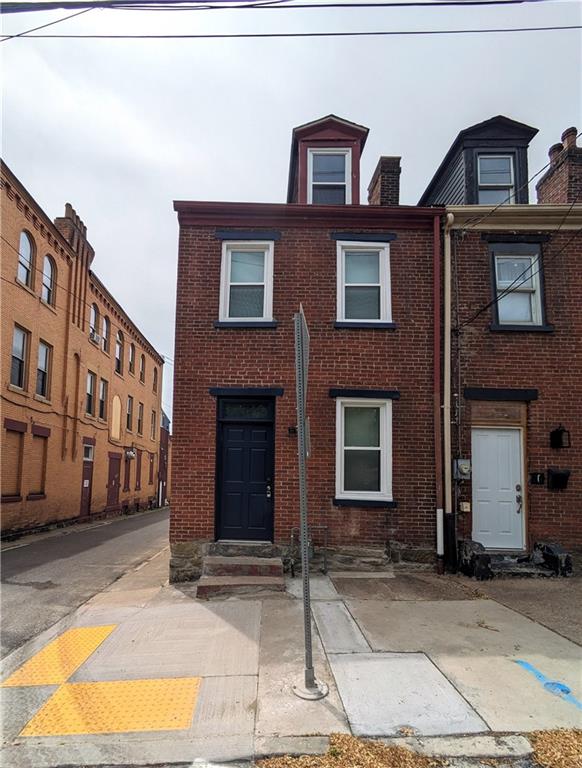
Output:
[0,0,560,13]
[0,7,93,43]
[7,23,581,38]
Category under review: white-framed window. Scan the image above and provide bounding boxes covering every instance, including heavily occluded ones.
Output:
[494,250,543,326]
[307,148,351,205]
[477,154,515,205]
[83,445,94,462]
[335,398,392,502]
[336,241,391,323]
[219,241,274,322]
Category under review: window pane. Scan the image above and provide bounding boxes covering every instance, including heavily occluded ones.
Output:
[344,450,380,492]
[11,358,23,387]
[478,188,513,205]
[36,370,46,397]
[313,154,345,183]
[229,285,264,317]
[345,252,379,284]
[496,257,533,289]
[12,328,25,358]
[498,292,533,323]
[312,185,345,205]
[479,156,512,185]
[221,402,270,420]
[230,251,265,283]
[345,286,380,319]
[38,343,49,371]
[345,406,380,447]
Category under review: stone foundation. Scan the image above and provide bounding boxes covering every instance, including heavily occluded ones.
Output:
[169,540,211,583]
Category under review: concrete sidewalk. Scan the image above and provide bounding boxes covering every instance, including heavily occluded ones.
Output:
[1,550,580,767]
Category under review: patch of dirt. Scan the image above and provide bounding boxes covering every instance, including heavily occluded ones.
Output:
[257,733,441,768]
[531,729,582,768]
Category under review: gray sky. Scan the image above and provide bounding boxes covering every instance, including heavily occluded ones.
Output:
[2,0,581,422]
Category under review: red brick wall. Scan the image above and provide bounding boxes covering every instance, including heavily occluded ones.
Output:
[171,219,438,552]
[451,230,582,549]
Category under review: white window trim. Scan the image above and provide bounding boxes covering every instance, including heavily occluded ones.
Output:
[307,147,352,205]
[494,253,542,326]
[477,154,515,203]
[335,398,393,502]
[219,241,274,322]
[336,240,392,323]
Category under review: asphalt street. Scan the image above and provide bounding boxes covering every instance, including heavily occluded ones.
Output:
[0,507,169,657]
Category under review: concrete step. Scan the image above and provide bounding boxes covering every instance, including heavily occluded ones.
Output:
[196,575,286,599]
[490,559,555,578]
[202,555,283,578]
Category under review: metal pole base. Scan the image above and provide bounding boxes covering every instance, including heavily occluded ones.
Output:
[292,679,329,700]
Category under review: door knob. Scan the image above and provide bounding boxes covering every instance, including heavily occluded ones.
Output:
[266,484,272,499]
[516,494,523,513]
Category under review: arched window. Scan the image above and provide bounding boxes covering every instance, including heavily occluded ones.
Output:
[89,304,100,338]
[115,331,124,375]
[111,395,122,440]
[102,316,110,353]
[17,231,34,287]
[129,343,135,374]
[139,354,146,383]
[153,367,158,393]
[41,255,55,305]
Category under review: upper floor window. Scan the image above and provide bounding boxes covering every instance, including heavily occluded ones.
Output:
[86,371,96,415]
[129,343,136,374]
[151,409,157,441]
[41,256,55,305]
[336,241,391,324]
[11,326,29,389]
[491,243,545,328]
[335,398,392,502]
[99,378,108,420]
[17,231,35,287]
[153,367,158,393]
[137,402,144,435]
[115,331,124,375]
[478,155,515,205]
[139,354,146,383]
[36,341,51,399]
[308,148,351,205]
[219,241,274,322]
[89,304,100,342]
[102,316,110,353]
[126,395,134,431]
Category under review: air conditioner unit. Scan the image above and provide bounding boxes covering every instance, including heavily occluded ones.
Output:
[89,330,101,343]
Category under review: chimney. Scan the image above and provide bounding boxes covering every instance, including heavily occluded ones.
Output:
[54,203,95,266]
[367,156,401,206]
[536,127,582,204]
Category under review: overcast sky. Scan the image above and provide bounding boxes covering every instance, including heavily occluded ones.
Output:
[2,0,581,422]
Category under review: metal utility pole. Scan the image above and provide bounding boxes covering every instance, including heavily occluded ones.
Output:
[292,305,328,701]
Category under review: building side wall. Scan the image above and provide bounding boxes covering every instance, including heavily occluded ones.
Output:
[452,229,582,550]
[171,223,437,561]
[1,171,164,535]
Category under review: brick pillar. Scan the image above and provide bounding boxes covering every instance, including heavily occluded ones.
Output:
[367,156,401,206]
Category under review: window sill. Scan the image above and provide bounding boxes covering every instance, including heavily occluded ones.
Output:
[1,495,22,504]
[214,320,278,329]
[489,323,554,333]
[33,394,52,405]
[15,278,36,297]
[114,371,124,380]
[333,498,397,509]
[39,298,57,315]
[334,322,397,330]
[26,493,46,501]
[7,384,29,397]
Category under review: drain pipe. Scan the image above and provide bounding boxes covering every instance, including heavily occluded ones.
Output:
[433,215,444,574]
[443,213,455,570]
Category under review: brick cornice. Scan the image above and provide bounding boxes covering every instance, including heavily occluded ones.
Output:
[174,201,443,230]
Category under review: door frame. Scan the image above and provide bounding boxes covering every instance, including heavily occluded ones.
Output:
[106,451,122,512]
[80,445,94,517]
[214,396,276,542]
[471,424,527,551]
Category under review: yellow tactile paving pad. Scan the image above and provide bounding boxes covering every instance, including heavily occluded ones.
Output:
[20,678,202,736]
[2,626,116,687]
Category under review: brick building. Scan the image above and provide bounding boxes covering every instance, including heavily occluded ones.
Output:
[171,115,444,581]
[421,119,582,557]
[1,161,165,535]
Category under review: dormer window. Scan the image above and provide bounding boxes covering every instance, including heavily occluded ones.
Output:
[308,148,351,205]
[478,154,515,204]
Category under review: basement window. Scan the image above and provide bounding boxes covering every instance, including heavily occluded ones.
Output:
[308,148,351,205]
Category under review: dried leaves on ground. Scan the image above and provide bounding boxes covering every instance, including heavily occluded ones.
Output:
[531,729,582,768]
[257,733,441,768]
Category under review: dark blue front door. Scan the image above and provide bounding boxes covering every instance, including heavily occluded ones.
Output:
[218,418,274,541]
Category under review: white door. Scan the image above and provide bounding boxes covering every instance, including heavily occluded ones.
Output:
[471,427,524,550]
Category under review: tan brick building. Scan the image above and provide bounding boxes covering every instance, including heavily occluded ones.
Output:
[1,161,165,535]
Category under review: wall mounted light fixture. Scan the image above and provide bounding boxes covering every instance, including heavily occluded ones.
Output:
[550,425,570,449]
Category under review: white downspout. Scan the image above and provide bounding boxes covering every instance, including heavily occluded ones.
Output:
[443,213,454,534]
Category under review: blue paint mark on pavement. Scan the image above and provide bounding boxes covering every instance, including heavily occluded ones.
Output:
[515,659,582,710]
